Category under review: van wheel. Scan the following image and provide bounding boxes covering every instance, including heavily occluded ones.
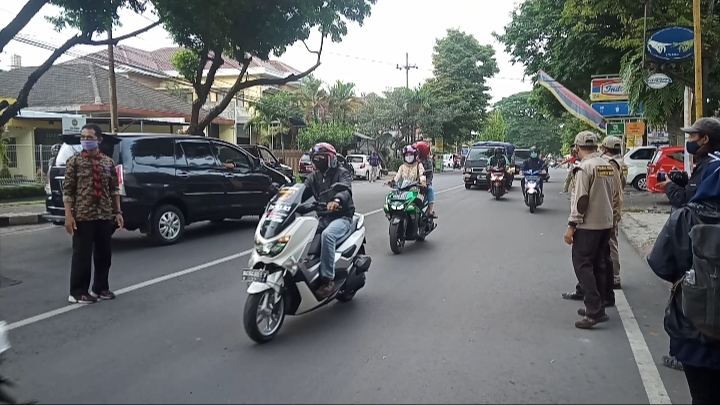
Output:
[632,174,647,191]
[150,204,185,245]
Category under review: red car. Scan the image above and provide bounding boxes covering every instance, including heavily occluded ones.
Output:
[646,145,685,193]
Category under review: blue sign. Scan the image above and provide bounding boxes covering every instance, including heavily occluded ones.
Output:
[591,102,644,117]
[646,26,694,62]
[461,146,469,157]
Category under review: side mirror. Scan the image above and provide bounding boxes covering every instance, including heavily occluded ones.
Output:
[331,182,349,192]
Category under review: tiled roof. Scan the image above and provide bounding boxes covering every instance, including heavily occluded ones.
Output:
[0,62,225,122]
[69,45,299,76]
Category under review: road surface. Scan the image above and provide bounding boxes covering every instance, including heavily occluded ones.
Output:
[0,170,691,403]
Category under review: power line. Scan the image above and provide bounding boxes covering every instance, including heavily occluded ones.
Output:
[396,52,418,88]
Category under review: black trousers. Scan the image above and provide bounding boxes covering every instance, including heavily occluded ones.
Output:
[70,220,114,296]
[571,228,612,319]
[683,365,720,404]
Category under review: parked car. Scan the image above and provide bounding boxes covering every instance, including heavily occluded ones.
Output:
[346,154,383,180]
[297,152,354,182]
[513,148,531,178]
[624,146,657,191]
[646,145,685,193]
[44,133,291,245]
[238,144,294,181]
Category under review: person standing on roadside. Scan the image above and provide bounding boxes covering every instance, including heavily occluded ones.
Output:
[600,136,627,291]
[563,131,616,329]
[368,151,380,183]
[63,124,123,304]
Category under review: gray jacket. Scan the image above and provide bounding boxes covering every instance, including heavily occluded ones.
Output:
[303,166,355,218]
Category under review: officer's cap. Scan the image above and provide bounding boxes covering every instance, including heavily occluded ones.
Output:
[681,117,720,140]
[574,131,599,146]
[601,136,622,149]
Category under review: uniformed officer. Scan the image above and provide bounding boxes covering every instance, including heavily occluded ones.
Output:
[563,131,616,329]
[600,136,627,292]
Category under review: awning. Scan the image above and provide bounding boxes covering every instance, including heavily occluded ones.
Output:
[537,70,606,133]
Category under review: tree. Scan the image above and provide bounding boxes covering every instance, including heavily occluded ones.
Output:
[297,121,355,151]
[156,0,376,135]
[245,91,303,147]
[0,0,160,126]
[476,110,506,142]
[492,0,624,117]
[296,75,328,123]
[424,28,499,146]
[326,80,359,124]
[493,91,564,154]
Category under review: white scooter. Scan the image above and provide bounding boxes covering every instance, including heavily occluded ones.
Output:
[241,182,371,343]
[0,321,35,404]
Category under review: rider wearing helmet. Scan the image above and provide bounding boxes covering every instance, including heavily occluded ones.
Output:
[302,142,355,298]
[521,146,546,197]
[389,145,427,190]
[486,147,510,193]
[412,141,437,218]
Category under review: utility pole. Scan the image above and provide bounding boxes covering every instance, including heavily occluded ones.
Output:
[396,52,417,89]
[692,0,703,120]
[107,24,119,133]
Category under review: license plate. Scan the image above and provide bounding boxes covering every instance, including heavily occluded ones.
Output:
[242,269,268,283]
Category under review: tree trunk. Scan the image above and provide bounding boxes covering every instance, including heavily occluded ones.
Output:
[0,0,48,54]
[667,106,684,146]
[107,27,119,132]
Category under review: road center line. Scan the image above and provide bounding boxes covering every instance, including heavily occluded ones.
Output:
[615,290,671,404]
[7,183,465,331]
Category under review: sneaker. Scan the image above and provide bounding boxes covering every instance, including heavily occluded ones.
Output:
[316,279,335,298]
[91,290,116,300]
[575,314,608,329]
[68,294,97,304]
[562,291,584,301]
[662,355,684,371]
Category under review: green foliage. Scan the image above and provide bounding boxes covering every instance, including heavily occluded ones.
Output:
[386,157,403,172]
[170,49,202,84]
[245,91,303,146]
[297,122,355,151]
[46,0,148,34]
[0,185,45,201]
[493,91,564,154]
[560,114,597,155]
[476,110,506,142]
[424,29,499,143]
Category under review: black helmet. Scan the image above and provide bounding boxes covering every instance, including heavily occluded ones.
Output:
[494,147,504,155]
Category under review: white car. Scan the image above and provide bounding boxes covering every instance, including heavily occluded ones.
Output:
[624,146,657,191]
[347,154,382,180]
[442,154,454,168]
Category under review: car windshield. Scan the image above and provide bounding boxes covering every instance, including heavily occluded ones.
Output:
[466,148,492,161]
[515,150,531,160]
[300,154,311,163]
[55,144,83,166]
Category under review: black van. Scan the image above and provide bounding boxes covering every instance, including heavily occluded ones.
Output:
[44,133,290,245]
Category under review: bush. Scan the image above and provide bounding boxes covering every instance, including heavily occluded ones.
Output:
[387,157,403,172]
[0,185,45,201]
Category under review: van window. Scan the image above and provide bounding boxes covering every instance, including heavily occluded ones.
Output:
[177,141,217,167]
[466,148,491,161]
[55,144,83,166]
[129,138,176,167]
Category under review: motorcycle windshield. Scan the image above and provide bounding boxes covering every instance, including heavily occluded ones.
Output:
[259,183,304,239]
[396,178,419,190]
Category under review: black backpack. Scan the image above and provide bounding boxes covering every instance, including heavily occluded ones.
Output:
[684,224,720,341]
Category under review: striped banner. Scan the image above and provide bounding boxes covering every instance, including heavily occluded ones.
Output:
[536,70,606,133]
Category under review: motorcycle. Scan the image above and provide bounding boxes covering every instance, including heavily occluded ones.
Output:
[383,178,437,254]
[541,163,550,182]
[523,170,544,213]
[0,322,35,404]
[488,166,506,200]
[241,182,371,343]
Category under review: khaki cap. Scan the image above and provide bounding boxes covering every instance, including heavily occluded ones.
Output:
[574,131,599,146]
[601,135,622,149]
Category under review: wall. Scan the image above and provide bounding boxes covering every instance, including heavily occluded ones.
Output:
[219,124,235,144]
[1,118,63,181]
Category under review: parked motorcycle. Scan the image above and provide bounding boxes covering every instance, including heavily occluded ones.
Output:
[0,322,35,404]
[241,182,371,343]
[383,178,437,254]
[523,170,544,213]
[489,166,506,200]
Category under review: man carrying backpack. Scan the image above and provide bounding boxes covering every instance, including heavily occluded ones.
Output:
[647,152,720,403]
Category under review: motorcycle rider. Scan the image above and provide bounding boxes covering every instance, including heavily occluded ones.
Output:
[412,141,437,218]
[302,143,355,298]
[387,145,427,200]
[521,147,546,197]
[486,147,510,193]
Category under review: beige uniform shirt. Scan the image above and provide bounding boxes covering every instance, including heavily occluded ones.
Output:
[602,154,625,226]
[568,153,615,230]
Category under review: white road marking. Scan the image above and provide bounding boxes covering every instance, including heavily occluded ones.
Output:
[7,183,465,331]
[0,224,56,236]
[615,290,671,404]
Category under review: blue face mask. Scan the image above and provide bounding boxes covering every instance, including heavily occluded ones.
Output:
[686,140,700,155]
[530,153,538,159]
[81,140,99,151]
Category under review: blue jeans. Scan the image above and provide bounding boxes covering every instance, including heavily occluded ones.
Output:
[319,217,353,280]
[427,184,435,203]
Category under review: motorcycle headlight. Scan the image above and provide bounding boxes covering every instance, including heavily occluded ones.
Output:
[390,201,405,210]
[254,235,290,256]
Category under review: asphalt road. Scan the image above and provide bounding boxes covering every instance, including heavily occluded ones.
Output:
[0,169,692,404]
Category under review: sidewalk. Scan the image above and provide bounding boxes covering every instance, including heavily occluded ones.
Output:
[620,211,668,258]
[0,201,47,227]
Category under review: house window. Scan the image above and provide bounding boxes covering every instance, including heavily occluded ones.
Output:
[3,137,17,168]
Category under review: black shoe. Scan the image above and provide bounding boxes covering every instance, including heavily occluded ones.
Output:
[662,355,684,371]
[562,291,584,301]
[91,290,116,300]
[68,293,97,304]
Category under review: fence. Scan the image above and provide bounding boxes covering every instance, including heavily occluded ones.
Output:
[0,144,53,186]
[272,149,305,173]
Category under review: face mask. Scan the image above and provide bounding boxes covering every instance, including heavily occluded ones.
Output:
[686,140,701,155]
[313,159,328,172]
[530,153,538,159]
[81,140,98,151]
[404,155,415,164]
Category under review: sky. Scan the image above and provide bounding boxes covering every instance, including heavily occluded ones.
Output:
[0,0,532,104]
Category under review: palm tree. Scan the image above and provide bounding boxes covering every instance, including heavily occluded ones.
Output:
[297,76,327,123]
[327,80,358,124]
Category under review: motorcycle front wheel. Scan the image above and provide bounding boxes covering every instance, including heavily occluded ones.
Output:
[243,290,285,344]
[528,194,536,213]
[389,222,405,254]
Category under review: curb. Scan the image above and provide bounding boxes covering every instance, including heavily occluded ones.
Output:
[0,214,48,228]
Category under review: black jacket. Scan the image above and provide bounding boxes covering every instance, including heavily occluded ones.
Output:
[665,155,711,208]
[302,166,355,218]
[522,157,544,171]
[647,200,720,369]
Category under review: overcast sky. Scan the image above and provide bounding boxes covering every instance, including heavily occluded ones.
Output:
[0,0,532,103]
